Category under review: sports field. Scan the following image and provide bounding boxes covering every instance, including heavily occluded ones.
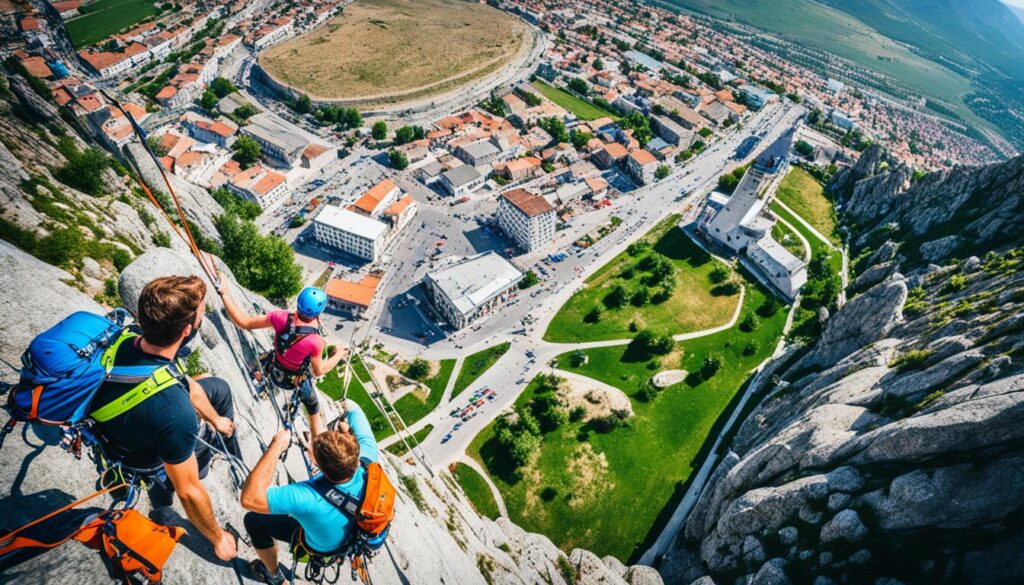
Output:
[532,80,619,121]
[260,0,530,103]
[65,0,158,48]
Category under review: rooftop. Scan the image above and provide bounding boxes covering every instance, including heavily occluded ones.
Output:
[314,206,388,241]
[427,252,523,315]
[441,165,482,188]
[502,188,555,217]
[324,274,381,308]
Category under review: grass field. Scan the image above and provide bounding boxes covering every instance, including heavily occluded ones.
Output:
[453,463,500,520]
[319,362,394,441]
[470,279,788,560]
[386,424,433,456]
[771,202,842,276]
[450,343,511,401]
[65,0,158,48]
[393,359,456,425]
[261,0,528,102]
[774,167,841,245]
[544,215,739,343]
[531,80,619,121]
[655,0,975,117]
[772,220,807,261]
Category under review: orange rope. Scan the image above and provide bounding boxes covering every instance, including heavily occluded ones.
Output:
[0,483,126,548]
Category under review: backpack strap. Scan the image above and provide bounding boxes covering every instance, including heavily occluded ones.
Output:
[88,331,187,424]
[310,475,361,520]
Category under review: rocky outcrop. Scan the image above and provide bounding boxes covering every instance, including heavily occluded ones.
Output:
[0,243,659,585]
[663,150,1024,585]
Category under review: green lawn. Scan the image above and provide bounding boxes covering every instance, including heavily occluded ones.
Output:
[532,80,619,121]
[771,202,842,276]
[545,215,740,343]
[772,220,807,261]
[392,359,456,425]
[319,363,394,441]
[470,279,788,560]
[65,0,159,48]
[774,167,841,245]
[453,463,500,520]
[386,424,433,456]
[450,342,511,401]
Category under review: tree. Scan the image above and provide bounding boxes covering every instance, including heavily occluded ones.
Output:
[619,112,653,146]
[584,306,603,323]
[628,329,673,358]
[794,139,814,158]
[519,270,540,289]
[709,265,730,284]
[231,135,261,169]
[200,89,219,111]
[604,284,629,309]
[569,350,587,368]
[537,116,568,143]
[521,91,542,107]
[567,77,589,95]
[234,103,258,120]
[739,312,760,332]
[294,94,312,114]
[55,145,110,196]
[569,128,593,150]
[530,394,568,433]
[700,355,723,379]
[631,287,650,306]
[698,127,713,138]
[340,108,362,130]
[210,187,261,220]
[394,125,424,145]
[593,57,604,71]
[371,121,388,141]
[214,213,302,300]
[210,76,237,98]
[404,357,431,381]
[388,148,409,170]
[655,164,671,180]
[717,165,747,194]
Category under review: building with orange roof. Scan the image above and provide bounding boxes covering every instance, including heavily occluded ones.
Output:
[494,156,542,184]
[350,179,401,218]
[185,117,237,147]
[626,149,660,185]
[324,273,382,316]
[20,57,52,79]
[300,143,334,169]
[19,17,40,31]
[382,194,418,231]
[227,164,289,209]
[592,142,629,169]
[496,188,556,252]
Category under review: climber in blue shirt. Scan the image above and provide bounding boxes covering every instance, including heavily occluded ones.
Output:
[240,400,378,584]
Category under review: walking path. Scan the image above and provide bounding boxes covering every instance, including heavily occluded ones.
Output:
[773,198,849,306]
[378,356,465,449]
[457,456,509,518]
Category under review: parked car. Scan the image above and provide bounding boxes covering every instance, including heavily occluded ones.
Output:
[473,399,485,407]
[441,433,452,444]
[453,422,463,431]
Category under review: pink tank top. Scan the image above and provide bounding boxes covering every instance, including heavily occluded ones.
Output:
[268,310,325,371]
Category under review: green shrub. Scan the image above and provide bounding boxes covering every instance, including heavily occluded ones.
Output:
[700,355,723,379]
[943,274,967,294]
[739,313,760,332]
[890,349,933,372]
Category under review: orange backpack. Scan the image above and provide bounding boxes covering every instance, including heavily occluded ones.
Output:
[75,509,185,583]
[357,462,396,535]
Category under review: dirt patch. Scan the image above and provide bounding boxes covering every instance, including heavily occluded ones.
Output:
[565,443,612,509]
[558,377,633,421]
[260,0,529,102]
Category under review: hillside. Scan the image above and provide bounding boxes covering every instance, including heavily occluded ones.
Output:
[660,147,1024,584]
[658,0,1024,149]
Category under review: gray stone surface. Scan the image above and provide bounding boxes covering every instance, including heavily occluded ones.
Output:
[820,510,868,544]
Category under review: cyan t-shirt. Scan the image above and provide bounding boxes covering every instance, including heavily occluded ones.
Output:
[266,401,379,553]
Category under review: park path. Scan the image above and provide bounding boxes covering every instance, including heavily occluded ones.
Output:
[457,455,509,518]
[377,356,464,450]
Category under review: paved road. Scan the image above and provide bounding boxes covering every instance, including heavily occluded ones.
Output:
[383,103,806,466]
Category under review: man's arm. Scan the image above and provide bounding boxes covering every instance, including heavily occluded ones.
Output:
[164,455,236,560]
[216,277,273,331]
[343,400,378,462]
[309,343,348,377]
[188,378,235,437]
[240,430,290,514]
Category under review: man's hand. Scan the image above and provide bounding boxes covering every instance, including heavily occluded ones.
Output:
[271,429,291,449]
[212,528,237,561]
[214,271,229,296]
[211,416,236,437]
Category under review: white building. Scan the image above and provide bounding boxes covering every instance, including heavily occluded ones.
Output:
[696,127,807,299]
[227,164,289,209]
[496,188,556,253]
[438,165,484,197]
[313,206,389,263]
[423,252,524,329]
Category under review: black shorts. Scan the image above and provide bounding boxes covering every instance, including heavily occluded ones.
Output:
[244,512,300,551]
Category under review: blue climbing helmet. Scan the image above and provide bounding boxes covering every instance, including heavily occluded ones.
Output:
[296,287,327,319]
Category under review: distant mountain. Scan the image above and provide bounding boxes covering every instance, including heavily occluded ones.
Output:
[817,0,1024,78]
[1007,2,1024,25]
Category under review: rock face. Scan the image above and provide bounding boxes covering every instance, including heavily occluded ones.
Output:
[662,150,1024,585]
[0,243,660,585]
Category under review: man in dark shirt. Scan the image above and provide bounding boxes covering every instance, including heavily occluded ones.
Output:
[90,275,238,561]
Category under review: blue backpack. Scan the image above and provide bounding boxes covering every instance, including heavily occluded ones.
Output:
[1,309,168,449]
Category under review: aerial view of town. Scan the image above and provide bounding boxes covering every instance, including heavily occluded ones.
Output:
[2,0,1024,582]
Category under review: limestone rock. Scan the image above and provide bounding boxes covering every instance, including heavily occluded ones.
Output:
[820,509,868,544]
[751,558,791,585]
